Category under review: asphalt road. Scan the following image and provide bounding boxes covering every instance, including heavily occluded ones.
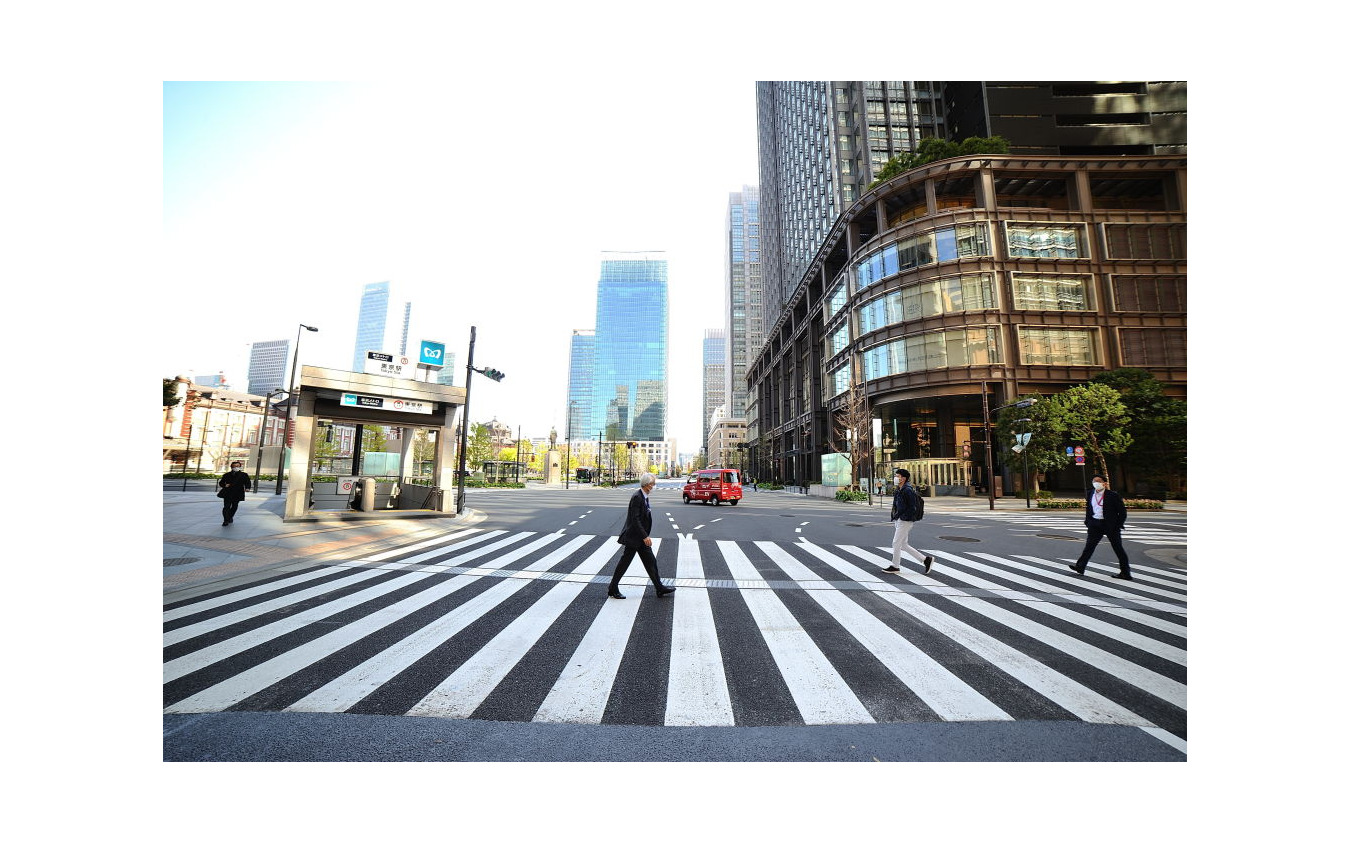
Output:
[164,483,1187,762]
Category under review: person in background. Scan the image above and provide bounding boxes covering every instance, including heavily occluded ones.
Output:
[217,460,250,526]
[1069,473,1132,580]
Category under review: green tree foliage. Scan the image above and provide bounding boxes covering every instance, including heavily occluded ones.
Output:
[995,393,1070,495]
[467,422,493,470]
[868,136,1010,190]
[1040,383,1133,484]
[361,425,389,454]
[1091,369,1186,493]
[163,378,182,408]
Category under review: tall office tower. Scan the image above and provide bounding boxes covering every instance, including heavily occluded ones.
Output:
[565,329,596,440]
[725,186,762,420]
[592,253,668,441]
[434,352,458,386]
[399,302,412,355]
[756,82,948,330]
[352,281,391,370]
[702,328,726,453]
[247,339,289,395]
[943,81,1187,156]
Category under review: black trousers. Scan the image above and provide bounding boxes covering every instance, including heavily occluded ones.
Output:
[1077,520,1130,571]
[608,543,664,592]
[222,499,241,523]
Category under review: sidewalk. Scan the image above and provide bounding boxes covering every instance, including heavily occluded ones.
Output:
[752,488,1187,514]
[163,490,482,596]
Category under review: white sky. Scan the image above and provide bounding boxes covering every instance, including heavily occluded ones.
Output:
[164,79,760,452]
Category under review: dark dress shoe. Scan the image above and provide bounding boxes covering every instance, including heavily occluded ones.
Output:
[1068,564,1086,575]
[1111,572,1134,581]
[923,556,933,574]
[607,590,625,599]
[656,586,676,597]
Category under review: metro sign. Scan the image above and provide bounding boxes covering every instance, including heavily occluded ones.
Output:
[418,340,446,370]
[340,393,433,414]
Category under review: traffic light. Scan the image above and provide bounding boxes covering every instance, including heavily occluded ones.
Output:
[626,441,637,448]
[479,367,505,382]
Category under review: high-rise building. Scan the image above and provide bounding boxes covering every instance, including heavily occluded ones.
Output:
[399,301,412,355]
[702,328,726,454]
[247,339,289,395]
[352,281,391,370]
[725,186,762,420]
[943,81,1187,156]
[590,253,668,442]
[565,329,595,440]
[433,352,458,386]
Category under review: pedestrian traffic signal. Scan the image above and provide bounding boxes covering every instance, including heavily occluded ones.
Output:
[626,441,637,447]
[479,367,505,382]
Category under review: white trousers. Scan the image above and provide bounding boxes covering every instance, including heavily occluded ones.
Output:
[891,518,926,566]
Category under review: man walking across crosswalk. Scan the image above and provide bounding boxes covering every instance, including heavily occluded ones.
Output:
[885,468,933,574]
[608,472,677,599]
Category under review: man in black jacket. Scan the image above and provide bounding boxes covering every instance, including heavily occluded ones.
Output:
[607,472,676,599]
[1069,473,1132,580]
[217,461,250,526]
[884,468,933,575]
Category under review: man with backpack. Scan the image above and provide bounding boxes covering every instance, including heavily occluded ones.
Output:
[885,468,933,574]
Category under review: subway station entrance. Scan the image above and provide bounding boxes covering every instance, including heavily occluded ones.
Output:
[282,366,466,521]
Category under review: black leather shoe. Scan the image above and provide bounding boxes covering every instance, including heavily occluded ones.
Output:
[883,565,902,573]
[1112,572,1134,581]
[607,590,625,599]
[656,586,676,597]
[1068,564,1086,576]
[923,556,933,574]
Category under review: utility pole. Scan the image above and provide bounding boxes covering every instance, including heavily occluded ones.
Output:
[456,326,477,515]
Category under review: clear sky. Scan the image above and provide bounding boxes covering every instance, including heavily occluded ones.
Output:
[163,79,760,453]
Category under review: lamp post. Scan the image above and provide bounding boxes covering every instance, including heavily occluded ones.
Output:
[276,323,318,495]
[1012,418,1033,509]
[980,384,1037,510]
[253,388,289,492]
[455,326,506,514]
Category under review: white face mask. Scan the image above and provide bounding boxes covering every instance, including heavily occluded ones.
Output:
[1092,481,1105,491]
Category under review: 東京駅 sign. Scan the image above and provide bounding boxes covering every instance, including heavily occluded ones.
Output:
[340,393,433,414]
[364,351,415,379]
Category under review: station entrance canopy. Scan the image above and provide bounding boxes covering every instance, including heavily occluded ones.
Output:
[284,365,466,521]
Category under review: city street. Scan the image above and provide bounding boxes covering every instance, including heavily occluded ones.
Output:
[163,484,1187,761]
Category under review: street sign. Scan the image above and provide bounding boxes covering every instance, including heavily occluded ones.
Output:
[1075,456,1086,465]
[418,340,446,370]
[1065,446,1074,455]
[340,392,433,414]
[363,351,415,379]
[1073,446,1085,457]
[337,476,358,495]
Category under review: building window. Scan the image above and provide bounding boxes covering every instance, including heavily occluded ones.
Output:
[828,362,852,398]
[858,273,998,334]
[1010,273,1093,311]
[855,224,991,293]
[1110,274,1186,312]
[1005,223,1088,259]
[825,281,849,320]
[861,327,1002,379]
[1119,327,1186,366]
[1104,224,1186,260]
[1018,327,1098,366]
[827,324,850,359]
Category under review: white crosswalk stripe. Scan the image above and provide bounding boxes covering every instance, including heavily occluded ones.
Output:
[164,527,1187,748]
[946,511,1187,547]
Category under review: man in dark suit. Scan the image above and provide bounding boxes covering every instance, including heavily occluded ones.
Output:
[608,472,676,599]
[217,460,250,526]
[1069,473,1132,580]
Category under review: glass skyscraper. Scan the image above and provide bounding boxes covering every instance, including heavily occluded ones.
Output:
[586,253,668,442]
[725,186,761,421]
[352,281,391,370]
[566,329,595,440]
[247,338,289,395]
[702,328,726,453]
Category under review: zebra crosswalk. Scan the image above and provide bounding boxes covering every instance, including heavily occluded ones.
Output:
[163,526,1187,751]
[945,511,1189,546]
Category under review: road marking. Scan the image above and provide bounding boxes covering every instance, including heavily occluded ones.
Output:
[663,538,734,726]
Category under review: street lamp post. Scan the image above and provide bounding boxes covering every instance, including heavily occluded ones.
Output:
[1012,418,1033,509]
[454,326,506,514]
[276,323,318,495]
[980,383,1038,511]
[253,388,289,492]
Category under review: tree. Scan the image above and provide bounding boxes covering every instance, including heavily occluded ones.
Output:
[830,366,872,490]
[361,425,389,454]
[163,378,183,408]
[1091,369,1187,494]
[995,393,1070,496]
[466,422,493,470]
[868,136,1010,190]
[1041,383,1133,485]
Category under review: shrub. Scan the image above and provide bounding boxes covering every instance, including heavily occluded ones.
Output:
[1037,498,1165,510]
[834,488,869,502]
